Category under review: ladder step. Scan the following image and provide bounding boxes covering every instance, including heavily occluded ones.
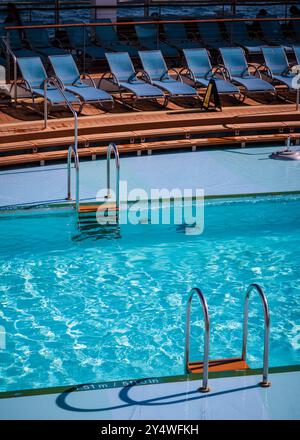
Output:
[188,357,249,374]
[78,203,118,214]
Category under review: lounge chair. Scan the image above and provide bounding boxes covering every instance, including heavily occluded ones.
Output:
[134,23,179,58]
[259,19,292,52]
[24,26,68,57]
[196,21,230,49]
[94,19,139,57]
[17,56,81,111]
[104,52,166,106]
[182,48,240,96]
[65,23,106,60]
[48,54,113,108]
[224,21,263,54]
[162,22,199,50]
[220,47,275,95]
[138,50,199,101]
[0,24,35,57]
[261,46,295,89]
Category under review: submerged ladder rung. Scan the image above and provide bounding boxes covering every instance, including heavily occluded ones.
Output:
[187,357,249,374]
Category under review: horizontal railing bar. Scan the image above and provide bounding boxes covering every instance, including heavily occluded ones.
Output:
[5,15,300,31]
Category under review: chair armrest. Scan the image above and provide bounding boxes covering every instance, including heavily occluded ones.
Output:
[248,64,261,79]
[179,66,193,80]
[81,72,96,87]
[168,67,181,82]
[217,64,230,80]
[211,66,226,80]
[99,71,119,88]
[252,63,268,79]
[136,69,151,83]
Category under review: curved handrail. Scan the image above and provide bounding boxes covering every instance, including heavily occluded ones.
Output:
[185,287,210,393]
[43,78,80,211]
[242,283,271,387]
[67,145,80,212]
[106,142,120,211]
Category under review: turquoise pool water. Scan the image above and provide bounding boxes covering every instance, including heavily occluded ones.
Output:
[0,195,299,392]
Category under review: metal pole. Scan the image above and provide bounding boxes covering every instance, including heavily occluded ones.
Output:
[106,142,120,210]
[242,283,270,387]
[83,24,86,74]
[44,79,48,128]
[55,0,60,25]
[185,287,210,393]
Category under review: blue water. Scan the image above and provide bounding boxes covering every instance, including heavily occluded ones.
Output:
[0,195,299,392]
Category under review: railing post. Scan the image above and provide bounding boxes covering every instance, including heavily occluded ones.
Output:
[242,283,271,387]
[106,142,120,211]
[185,287,210,393]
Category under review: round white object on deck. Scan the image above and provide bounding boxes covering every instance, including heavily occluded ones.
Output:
[269,150,300,160]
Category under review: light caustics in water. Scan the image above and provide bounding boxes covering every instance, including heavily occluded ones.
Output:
[0,196,299,392]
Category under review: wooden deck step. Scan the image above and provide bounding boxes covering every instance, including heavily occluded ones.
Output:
[1,108,299,147]
[0,132,296,167]
[0,121,293,154]
[188,357,249,374]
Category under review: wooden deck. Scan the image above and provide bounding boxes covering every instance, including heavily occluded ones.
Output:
[0,96,299,168]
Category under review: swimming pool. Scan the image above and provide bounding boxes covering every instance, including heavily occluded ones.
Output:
[0,194,299,392]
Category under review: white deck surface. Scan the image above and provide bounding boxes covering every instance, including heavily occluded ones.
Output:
[0,370,299,420]
[1,146,300,208]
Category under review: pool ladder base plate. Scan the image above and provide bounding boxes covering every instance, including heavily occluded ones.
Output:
[187,357,249,374]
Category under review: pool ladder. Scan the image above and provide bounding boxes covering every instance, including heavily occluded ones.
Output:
[67,142,120,230]
[185,284,270,392]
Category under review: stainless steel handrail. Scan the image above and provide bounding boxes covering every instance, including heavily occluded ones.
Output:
[185,287,210,393]
[106,142,120,211]
[42,78,79,211]
[1,36,18,104]
[67,145,80,212]
[242,283,271,387]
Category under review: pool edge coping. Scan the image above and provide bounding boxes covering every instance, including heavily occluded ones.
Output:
[1,364,300,400]
[0,190,300,214]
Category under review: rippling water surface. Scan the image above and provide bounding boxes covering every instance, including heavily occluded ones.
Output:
[0,195,299,392]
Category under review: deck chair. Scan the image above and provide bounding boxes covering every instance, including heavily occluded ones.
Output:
[197,21,230,49]
[259,19,292,52]
[182,48,239,96]
[224,21,263,54]
[17,56,81,109]
[162,22,199,50]
[0,24,35,57]
[220,47,275,94]
[24,26,68,57]
[48,54,113,108]
[65,23,106,60]
[94,19,139,57]
[262,46,295,89]
[134,23,179,57]
[138,50,198,100]
[104,52,166,105]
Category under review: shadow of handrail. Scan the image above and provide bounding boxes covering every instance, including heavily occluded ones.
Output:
[55,380,259,413]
